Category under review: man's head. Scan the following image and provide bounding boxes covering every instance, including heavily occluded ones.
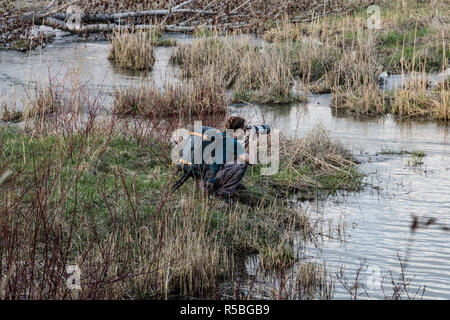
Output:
[225,116,246,139]
[225,116,246,131]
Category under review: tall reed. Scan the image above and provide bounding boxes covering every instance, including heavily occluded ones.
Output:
[109,29,155,71]
[113,78,227,118]
[171,34,304,104]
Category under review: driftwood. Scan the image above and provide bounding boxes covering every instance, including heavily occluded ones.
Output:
[19,0,74,22]
[20,1,244,34]
[3,0,375,39]
[50,9,221,24]
[42,17,253,34]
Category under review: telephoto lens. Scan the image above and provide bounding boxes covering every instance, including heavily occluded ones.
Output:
[245,125,271,135]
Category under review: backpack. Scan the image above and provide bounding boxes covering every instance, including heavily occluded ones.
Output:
[174,126,220,179]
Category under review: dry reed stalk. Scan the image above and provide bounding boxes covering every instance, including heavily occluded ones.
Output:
[108,29,155,70]
[261,125,361,195]
[280,125,353,171]
[390,82,449,120]
[171,34,254,88]
[113,78,227,118]
[172,34,303,104]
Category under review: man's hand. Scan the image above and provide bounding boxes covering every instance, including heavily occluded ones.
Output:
[239,153,250,165]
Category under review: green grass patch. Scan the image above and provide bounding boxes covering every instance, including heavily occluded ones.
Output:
[377,148,426,157]
[377,148,427,167]
[378,28,432,48]
[0,126,166,230]
[380,44,449,73]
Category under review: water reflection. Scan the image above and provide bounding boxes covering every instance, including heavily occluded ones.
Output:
[230,93,450,299]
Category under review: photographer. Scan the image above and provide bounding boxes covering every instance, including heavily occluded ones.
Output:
[203,116,250,200]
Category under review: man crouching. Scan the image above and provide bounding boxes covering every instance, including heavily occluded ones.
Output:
[202,116,250,201]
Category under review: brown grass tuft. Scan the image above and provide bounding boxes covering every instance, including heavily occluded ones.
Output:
[171,35,304,104]
[254,125,363,198]
[280,125,354,172]
[113,78,228,118]
[108,29,155,71]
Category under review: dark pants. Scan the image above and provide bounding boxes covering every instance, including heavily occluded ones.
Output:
[204,163,248,198]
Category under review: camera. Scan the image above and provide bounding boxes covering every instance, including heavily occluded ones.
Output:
[243,125,271,150]
[245,124,271,135]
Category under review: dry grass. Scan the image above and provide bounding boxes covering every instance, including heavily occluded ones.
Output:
[113,78,227,118]
[329,34,387,116]
[242,259,334,300]
[390,81,449,120]
[1,98,23,122]
[0,114,331,299]
[265,18,383,97]
[170,34,251,89]
[281,125,354,172]
[294,262,333,299]
[289,41,341,88]
[233,43,304,104]
[437,76,450,90]
[1,80,84,123]
[247,125,363,199]
[333,72,450,120]
[171,35,304,104]
[25,83,63,118]
[331,86,388,115]
[108,29,155,71]
[262,0,449,120]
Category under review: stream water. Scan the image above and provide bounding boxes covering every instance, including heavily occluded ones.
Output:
[1,34,449,300]
[231,97,450,300]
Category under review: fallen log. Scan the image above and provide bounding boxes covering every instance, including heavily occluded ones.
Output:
[41,17,253,34]
[50,9,220,24]
[9,0,375,39]
[18,1,78,23]
[173,0,196,11]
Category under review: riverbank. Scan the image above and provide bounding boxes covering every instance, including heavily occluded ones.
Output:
[0,0,372,51]
[0,107,362,299]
